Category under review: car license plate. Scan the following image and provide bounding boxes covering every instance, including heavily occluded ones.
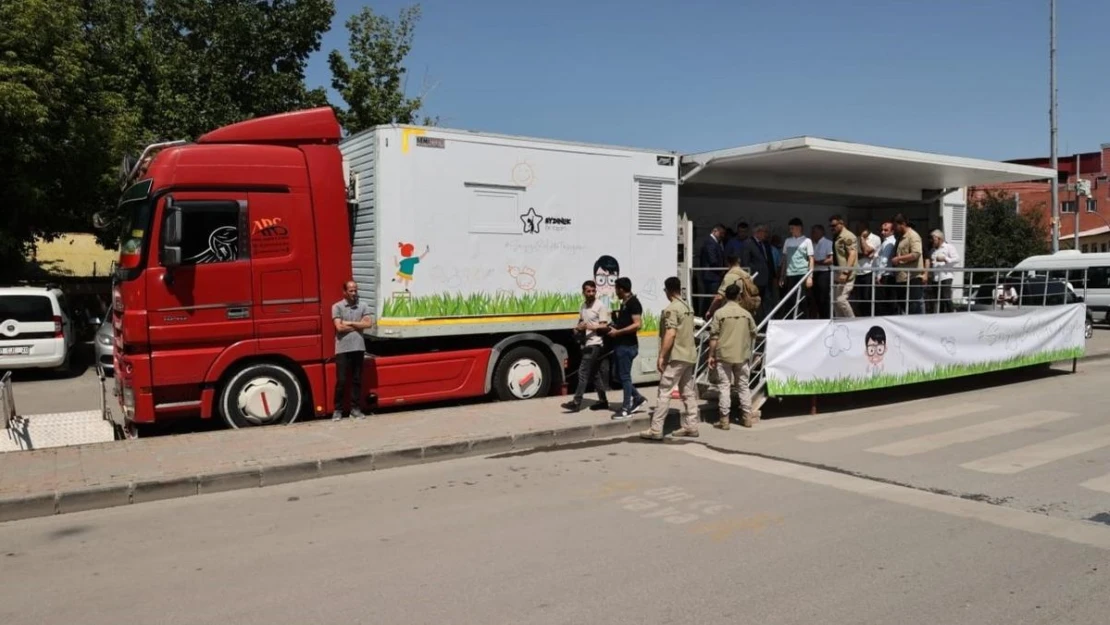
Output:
[0,346,30,356]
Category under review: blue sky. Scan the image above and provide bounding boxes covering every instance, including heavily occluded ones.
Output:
[304,0,1107,161]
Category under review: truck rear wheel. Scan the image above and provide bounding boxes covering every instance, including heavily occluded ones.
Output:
[493,346,552,401]
[219,362,304,428]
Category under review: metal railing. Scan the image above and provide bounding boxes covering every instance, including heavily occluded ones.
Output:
[688,265,755,311]
[693,268,813,399]
[1,372,14,431]
[806,266,1090,319]
[689,264,1092,407]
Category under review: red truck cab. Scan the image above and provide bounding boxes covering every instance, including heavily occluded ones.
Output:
[113,109,354,428]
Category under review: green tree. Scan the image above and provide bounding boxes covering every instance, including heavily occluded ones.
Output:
[141,0,336,140]
[0,0,337,275]
[0,0,141,276]
[328,4,431,134]
[965,190,1050,269]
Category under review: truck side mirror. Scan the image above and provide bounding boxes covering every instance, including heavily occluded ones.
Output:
[161,197,182,268]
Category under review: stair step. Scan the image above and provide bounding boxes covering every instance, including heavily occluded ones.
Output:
[1,411,116,453]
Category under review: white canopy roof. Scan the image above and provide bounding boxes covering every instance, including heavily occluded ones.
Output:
[681,137,1056,203]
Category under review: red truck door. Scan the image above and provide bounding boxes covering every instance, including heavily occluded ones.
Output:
[146,194,254,388]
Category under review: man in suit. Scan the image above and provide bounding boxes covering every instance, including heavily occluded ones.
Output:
[697,224,727,317]
[750,224,778,318]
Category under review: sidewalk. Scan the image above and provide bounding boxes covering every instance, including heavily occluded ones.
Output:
[3,337,1109,524]
[0,389,659,523]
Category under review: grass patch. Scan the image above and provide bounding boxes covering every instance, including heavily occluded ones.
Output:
[382,291,660,332]
[768,347,1085,396]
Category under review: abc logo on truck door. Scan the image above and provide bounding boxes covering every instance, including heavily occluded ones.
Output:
[251,217,292,257]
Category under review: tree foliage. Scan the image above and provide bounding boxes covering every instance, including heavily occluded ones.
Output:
[328,4,428,134]
[1,0,432,276]
[965,190,1050,269]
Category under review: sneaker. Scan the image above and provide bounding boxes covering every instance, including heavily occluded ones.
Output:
[351,408,367,420]
[639,429,664,441]
[588,401,611,412]
[561,400,582,413]
[629,396,647,414]
[331,411,343,422]
[671,428,699,438]
[612,411,633,421]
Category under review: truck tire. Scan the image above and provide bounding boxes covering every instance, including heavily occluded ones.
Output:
[219,362,304,428]
[493,345,553,401]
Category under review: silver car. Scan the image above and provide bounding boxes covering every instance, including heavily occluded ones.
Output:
[95,317,114,376]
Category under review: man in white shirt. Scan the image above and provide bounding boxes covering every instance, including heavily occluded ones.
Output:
[875,221,897,316]
[778,217,815,319]
[811,225,835,319]
[562,280,611,413]
[854,221,882,316]
[929,230,960,313]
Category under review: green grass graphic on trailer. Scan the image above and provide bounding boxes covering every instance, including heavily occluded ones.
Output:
[769,347,1085,395]
[383,292,660,332]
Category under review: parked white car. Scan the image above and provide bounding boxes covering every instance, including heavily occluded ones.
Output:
[0,287,76,371]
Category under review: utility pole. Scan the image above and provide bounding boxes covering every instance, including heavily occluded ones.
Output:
[1050,0,1060,252]
[1074,152,1080,250]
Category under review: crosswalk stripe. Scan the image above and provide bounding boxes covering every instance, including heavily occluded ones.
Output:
[1080,473,1110,494]
[797,403,997,443]
[961,424,1110,475]
[865,410,1076,457]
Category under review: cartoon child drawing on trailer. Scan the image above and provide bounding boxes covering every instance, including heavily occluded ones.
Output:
[865,325,887,376]
[593,255,620,309]
[394,242,430,291]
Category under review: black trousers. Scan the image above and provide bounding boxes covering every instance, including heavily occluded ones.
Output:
[334,351,365,415]
[811,271,831,319]
[853,275,875,317]
[573,344,610,405]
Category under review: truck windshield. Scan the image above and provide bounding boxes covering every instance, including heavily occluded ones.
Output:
[117,179,154,271]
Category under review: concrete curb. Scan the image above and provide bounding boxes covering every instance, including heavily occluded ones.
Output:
[0,415,651,524]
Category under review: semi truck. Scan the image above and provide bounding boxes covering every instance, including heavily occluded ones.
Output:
[109,107,677,430]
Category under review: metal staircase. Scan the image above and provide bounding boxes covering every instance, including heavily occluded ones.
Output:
[1,370,122,453]
[693,270,812,416]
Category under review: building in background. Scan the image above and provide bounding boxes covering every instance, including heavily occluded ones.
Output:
[969,143,1110,252]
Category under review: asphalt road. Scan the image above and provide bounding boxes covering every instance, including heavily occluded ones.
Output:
[4,361,1110,624]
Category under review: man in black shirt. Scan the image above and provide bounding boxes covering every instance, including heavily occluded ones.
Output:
[606,277,646,419]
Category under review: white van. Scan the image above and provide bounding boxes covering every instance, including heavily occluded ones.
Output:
[0,287,76,371]
[1012,250,1110,323]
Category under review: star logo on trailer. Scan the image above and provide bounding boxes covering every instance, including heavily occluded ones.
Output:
[520,207,543,234]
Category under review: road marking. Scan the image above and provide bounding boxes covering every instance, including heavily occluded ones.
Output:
[961,424,1110,474]
[676,444,1110,551]
[1080,473,1110,494]
[798,403,997,443]
[865,410,1076,457]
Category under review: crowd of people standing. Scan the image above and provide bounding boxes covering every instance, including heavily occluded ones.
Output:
[697,214,960,319]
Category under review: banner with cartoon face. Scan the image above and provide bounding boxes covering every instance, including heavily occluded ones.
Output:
[765,304,1087,395]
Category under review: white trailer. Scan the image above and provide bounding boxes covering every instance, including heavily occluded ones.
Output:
[341,127,680,385]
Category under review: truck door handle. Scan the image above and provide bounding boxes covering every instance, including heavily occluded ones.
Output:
[227,307,250,320]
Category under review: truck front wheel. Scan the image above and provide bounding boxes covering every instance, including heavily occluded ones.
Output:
[492,345,553,401]
[219,362,304,428]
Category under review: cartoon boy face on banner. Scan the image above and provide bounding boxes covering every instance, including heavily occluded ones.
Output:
[593,255,620,309]
[865,325,887,376]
